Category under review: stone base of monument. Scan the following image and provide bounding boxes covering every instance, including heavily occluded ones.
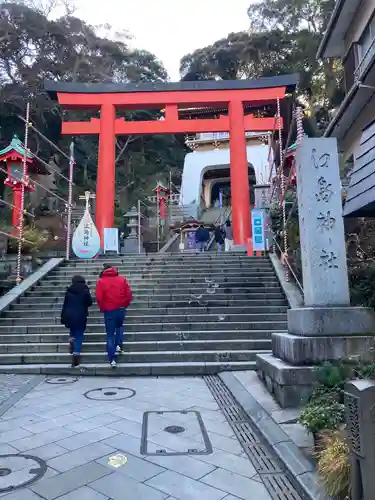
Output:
[122,237,142,254]
[256,306,375,408]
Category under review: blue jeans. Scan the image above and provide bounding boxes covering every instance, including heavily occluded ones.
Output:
[217,242,223,252]
[69,329,84,355]
[104,308,126,362]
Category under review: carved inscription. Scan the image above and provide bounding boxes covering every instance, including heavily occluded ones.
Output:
[317,211,335,231]
[319,249,339,269]
[315,177,333,203]
[312,149,330,169]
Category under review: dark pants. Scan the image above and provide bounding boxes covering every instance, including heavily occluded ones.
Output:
[104,308,126,362]
[69,329,84,355]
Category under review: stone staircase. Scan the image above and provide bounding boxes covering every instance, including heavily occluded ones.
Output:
[0,253,288,375]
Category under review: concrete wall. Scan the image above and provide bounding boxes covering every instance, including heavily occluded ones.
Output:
[180,145,269,206]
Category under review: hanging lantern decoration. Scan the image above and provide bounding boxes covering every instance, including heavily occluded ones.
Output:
[213,140,220,150]
[1,135,35,229]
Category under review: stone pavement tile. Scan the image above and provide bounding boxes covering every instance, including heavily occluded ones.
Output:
[90,471,168,500]
[30,461,112,500]
[0,444,19,454]
[105,433,144,458]
[66,413,123,433]
[145,453,215,480]
[1,489,43,499]
[48,442,116,472]
[0,427,33,444]
[96,451,165,481]
[197,418,234,439]
[25,443,69,460]
[107,417,143,438]
[145,470,227,500]
[0,415,45,432]
[281,423,314,449]
[271,409,300,424]
[0,408,40,421]
[57,426,119,451]
[111,407,145,423]
[38,405,90,420]
[12,427,76,452]
[196,449,257,478]
[73,406,118,420]
[185,407,227,423]
[147,431,202,454]
[200,468,272,500]
[192,432,243,455]
[22,413,83,434]
[53,486,108,500]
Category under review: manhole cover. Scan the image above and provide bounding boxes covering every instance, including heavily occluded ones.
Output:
[0,454,47,493]
[83,387,136,401]
[164,425,185,434]
[141,410,212,456]
[45,377,78,385]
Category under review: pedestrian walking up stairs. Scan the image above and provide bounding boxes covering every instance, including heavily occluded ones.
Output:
[0,253,289,375]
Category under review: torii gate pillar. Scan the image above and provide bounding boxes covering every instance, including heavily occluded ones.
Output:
[229,100,251,247]
[96,103,116,244]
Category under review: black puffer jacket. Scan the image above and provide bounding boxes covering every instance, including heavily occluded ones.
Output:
[61,283,93,330]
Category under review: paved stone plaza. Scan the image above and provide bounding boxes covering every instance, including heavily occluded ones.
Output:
[0,375,289,500]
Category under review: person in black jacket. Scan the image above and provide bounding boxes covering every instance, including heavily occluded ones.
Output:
[214,225,225,252]
[195,224,210,252]
[61,275,93,368]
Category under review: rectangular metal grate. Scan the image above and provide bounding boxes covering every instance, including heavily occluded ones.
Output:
[204,375,305,500]
[262,474,302,500]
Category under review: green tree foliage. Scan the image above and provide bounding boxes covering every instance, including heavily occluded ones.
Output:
[0,1,185,207]
[180,0,344,126]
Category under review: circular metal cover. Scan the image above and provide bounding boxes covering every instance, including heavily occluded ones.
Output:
[164,425,185,434]
[0,454,47,493]
[45,377,79,385]
[83,387,136,401]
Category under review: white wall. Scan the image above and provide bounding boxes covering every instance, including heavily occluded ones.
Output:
[180,145,269,205]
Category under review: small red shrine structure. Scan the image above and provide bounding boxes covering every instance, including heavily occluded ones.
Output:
[1,135,36,227]
[153,181,169,218]
[45,75,298,248]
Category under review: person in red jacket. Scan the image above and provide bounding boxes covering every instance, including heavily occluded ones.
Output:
[95,264,133,368]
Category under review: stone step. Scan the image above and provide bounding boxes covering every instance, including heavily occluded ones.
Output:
[0,339,271,353]
[8,298,288,310]
[0,349,269,364]
[52,263,275,274]
[6,305,288,317]
[0,330,280,344]
[0,321,287,334]
[45,271,277,281]
[0,312,287,326]
[18,291,287,305]
[0,360,257,376]
[66,254,258,262]
[37,275,280,286]
[25,285,283,297]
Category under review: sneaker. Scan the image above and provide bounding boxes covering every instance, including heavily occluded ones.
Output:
[116,346,123,354]
[110,360,117,368]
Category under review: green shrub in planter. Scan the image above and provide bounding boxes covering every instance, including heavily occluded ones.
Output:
[299,401,345,436]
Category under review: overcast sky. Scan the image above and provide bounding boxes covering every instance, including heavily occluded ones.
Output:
[73,0,252,81]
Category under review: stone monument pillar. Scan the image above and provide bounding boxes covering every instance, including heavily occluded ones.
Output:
[257,138,375,407]
[122,206,144,253]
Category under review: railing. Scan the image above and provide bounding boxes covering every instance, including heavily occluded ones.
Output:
[272,236,303,294]
[206,205,232,250]
[354,37,375,81]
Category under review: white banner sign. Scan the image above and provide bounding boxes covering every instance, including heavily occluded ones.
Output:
[72,192,100,259]
[104,228,119,254]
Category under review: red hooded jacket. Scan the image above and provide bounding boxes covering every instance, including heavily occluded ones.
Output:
[95,267,133,312]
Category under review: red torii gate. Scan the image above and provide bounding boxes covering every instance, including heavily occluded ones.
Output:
[45,75,297,248]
